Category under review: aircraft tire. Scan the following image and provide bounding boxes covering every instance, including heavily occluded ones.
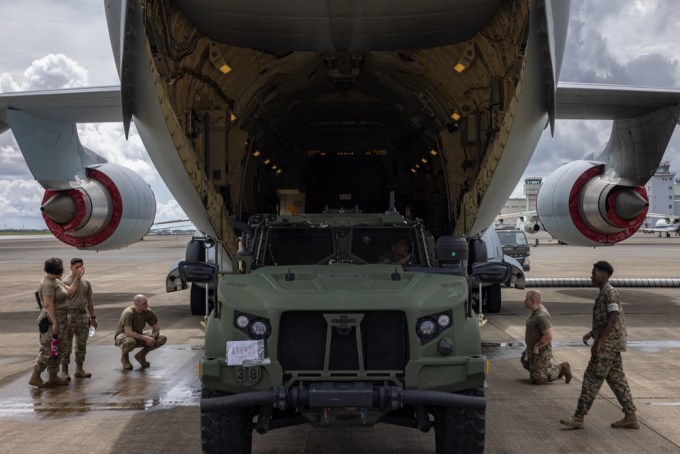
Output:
[484,284,502,313]
[201,388,255,454]
[432,388,485,453]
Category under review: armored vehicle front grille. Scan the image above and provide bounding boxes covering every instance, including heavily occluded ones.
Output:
[278,311,409,372]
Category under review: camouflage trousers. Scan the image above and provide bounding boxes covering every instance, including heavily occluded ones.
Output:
[115,330,167,353]
[521,345,561,384]
[34,310,68,375]
[60,312,90,367]
[577,350,636,415]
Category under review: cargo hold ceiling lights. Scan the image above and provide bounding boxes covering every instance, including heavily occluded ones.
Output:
[453,41,475,73]
[209,42,232,74]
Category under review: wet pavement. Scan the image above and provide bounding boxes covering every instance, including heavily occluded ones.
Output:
[1,234,680,453]
[0,346,202,418]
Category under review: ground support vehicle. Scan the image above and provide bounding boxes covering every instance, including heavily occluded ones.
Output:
[495,229,531,272]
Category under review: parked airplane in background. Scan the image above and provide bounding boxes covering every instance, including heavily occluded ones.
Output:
[1,0,680,265]
[496,211,543,234]
[640,215,680,237]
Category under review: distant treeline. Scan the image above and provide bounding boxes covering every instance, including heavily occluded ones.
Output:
[0,229,50,235]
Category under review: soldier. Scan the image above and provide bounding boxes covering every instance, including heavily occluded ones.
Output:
[379,238,412,265]
[29,258,83,387]
[560,261,639,430]
[521,290,571,384]
[60,258,97,380]
[114,294,167,370]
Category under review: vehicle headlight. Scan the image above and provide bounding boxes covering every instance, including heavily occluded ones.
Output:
[234,312,271,340]
[248,319,271,340]
[235,315,250,329]
[416,310,452,343]
[437,314,451,328]
[416,318,438,340]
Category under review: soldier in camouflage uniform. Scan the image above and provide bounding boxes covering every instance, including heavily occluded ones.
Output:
[60,258,98,380]
[114,294,167,370]
[29,258,83,388]
[521,290,571,384]
[560,261,639,430]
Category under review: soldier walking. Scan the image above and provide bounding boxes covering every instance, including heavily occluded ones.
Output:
[560,261,639,430]
[60,258,97,380]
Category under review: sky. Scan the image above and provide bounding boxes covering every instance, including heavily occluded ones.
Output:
[1,0,679,229]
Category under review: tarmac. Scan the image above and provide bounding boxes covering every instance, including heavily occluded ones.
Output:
[0,232,679,453]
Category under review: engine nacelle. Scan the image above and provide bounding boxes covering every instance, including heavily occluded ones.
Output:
[40,163,156,250]
[537,161,648,246]
[524,217,541,234]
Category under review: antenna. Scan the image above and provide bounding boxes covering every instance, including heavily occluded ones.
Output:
[385,190,399,215]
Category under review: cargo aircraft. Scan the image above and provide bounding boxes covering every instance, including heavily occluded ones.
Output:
[1,0,680,274]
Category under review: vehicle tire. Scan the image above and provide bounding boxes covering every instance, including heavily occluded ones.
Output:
[484,284,502,313]
[201,388,255,454]
[190,284,214,316]
[433,388,485,454]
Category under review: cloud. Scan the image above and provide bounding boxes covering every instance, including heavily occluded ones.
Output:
[0,179,46,229]
[155,200,191,224]
[524,0,680,185]
[0,52,183,230]
[1,53,88,92]
[0,135,31,179]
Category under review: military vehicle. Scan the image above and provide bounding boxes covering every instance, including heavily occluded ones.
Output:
[185,208,512,453]
[495,229,531,272]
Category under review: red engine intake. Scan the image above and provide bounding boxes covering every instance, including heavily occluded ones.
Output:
[537,161,648,246]
[40,163,156,250]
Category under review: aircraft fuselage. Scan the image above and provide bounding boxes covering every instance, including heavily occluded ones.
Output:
[104,0,570,262]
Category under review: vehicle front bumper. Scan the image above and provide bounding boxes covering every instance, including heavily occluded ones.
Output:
[200,381,486,413]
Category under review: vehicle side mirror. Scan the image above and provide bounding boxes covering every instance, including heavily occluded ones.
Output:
[179,261,218,284]
[470,261,512,284]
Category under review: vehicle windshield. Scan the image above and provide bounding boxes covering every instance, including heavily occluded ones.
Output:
[350,228,420,265]
[496,230,528,246]
[262,228,335,265]
[256,225,422,266]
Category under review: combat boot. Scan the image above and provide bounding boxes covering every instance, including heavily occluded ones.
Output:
[59,364,71,382]
[611,412,640,429]
[121,352,133,370]
[134,348,151,368]
[74,363,92,378]
[559,413,584,429]
[47,371,69,386]
[558,362,572,384]
[28,365,47,388]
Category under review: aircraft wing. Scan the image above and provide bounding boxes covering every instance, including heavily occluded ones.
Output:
[0,86,157,251]
[0,86,122,134]
[556,82,680,120]
[646,213,680,223]
[640,225,680,234]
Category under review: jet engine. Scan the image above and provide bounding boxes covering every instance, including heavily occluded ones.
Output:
[537,161,648,247]
[523,217,541,234]
[40,163,156,250]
